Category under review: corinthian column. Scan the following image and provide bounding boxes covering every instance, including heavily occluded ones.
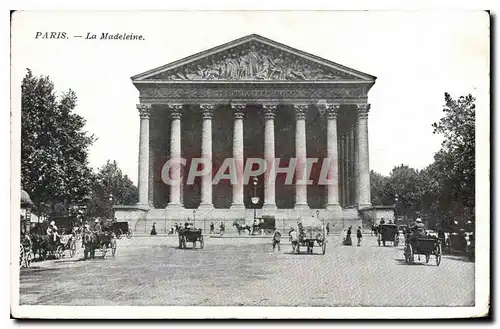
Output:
[325,105,342,212]
[137,104,151,206]
[230,105,245,210]
[262,105,277,211]
[294,105,309,209]
[357,104,372,208]
[199,104,214,209]
[167,105,183,208]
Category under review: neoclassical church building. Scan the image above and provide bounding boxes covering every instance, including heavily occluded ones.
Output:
[115,34,381,233]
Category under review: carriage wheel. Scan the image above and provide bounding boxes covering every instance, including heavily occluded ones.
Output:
[127,229,133,239]
[69,240,76,258]
[102,244,107,259]
[19,246,24,267]
[405,244,414,264]
[55,245,64,259]
[435,243,442,266]
[200,235,204,249]
[112,240,117,257]
[322,241,326,255]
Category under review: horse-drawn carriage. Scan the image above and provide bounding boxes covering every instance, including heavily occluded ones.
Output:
[178,224,204,249]
[377,224,400,247]
[30,221,77,260]
[110,221,133,239]
[293,218,326,255]
[404,236,442,266]
[82,230,117,260]
[20,237,33,268]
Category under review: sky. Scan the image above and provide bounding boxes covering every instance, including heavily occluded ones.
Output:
[11,11,489,184]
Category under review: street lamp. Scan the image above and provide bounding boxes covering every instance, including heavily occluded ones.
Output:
[193,209,196,228]
[250,177,260,220]
[108,193,114,219]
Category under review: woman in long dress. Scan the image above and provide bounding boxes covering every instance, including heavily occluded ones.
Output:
[345,226,353,246]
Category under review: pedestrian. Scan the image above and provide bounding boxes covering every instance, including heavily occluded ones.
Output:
[210,222,215,234]
[150,222,157,236]
[357,226,362,246]
[272,228,281,251]
[345,226,352,246]
[289,227,299,252]
[326,223,330,235]
[220,222,225,235]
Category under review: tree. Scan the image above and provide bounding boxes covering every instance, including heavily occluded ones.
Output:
[21,69,95,214]
[87,160,139,218]
[384,164,426,219]
[370,170,390,206]
[431,93,475,224]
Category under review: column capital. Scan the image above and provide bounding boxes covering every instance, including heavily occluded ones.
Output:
[325,105,341,119]
[169,105,183,120]
[137,103,152,119]
[263,105,277,120]
[200,104,215,119]
[294,105,308,120]
[231,105,245,120]
[357,104,371,118]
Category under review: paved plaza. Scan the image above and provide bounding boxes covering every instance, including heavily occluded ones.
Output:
[19,234,474,307]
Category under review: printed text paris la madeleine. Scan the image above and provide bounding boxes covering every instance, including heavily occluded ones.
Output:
[35,32,145,40]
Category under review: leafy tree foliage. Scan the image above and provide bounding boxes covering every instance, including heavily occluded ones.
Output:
[21,69,95,214]
[431,93,475,223]
[369,93,475,228]
[87,160,139,218]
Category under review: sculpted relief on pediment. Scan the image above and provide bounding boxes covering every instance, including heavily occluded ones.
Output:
[149,42,358,81]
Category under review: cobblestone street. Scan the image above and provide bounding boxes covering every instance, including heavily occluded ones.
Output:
[19,235,474,307]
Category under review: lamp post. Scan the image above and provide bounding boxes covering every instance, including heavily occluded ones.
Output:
[193,209,196,228]
[251,177,260,221]
[108,193,114,219]
[394,195,399,223]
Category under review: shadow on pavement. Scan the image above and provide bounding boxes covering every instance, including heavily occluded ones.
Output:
[443,254,475,263]
[393,258,429,266]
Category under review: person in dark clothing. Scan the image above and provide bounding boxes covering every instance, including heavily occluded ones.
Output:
[345,226,353,246]
[356,226,363,246]
[150,222,157,236]
[272,228,281,251]
[210,222,215,234]
[326,223,330,235]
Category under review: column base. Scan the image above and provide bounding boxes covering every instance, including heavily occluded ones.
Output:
[229,203,245,210]
[262,203,277,211]
[165,203,184,210]
[134,203,151,211]
[357,203,372,210]
[326,203,342,212]
[294,203,310,210]
[198,203,214,210]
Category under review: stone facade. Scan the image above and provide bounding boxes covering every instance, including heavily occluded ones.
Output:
[115,34,377,233]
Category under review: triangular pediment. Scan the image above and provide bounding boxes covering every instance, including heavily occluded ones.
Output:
[132,34,376,82]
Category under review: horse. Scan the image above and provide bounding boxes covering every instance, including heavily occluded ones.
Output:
[232,222,251,235]
[30,233,54,261]
[82,232,99,260]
